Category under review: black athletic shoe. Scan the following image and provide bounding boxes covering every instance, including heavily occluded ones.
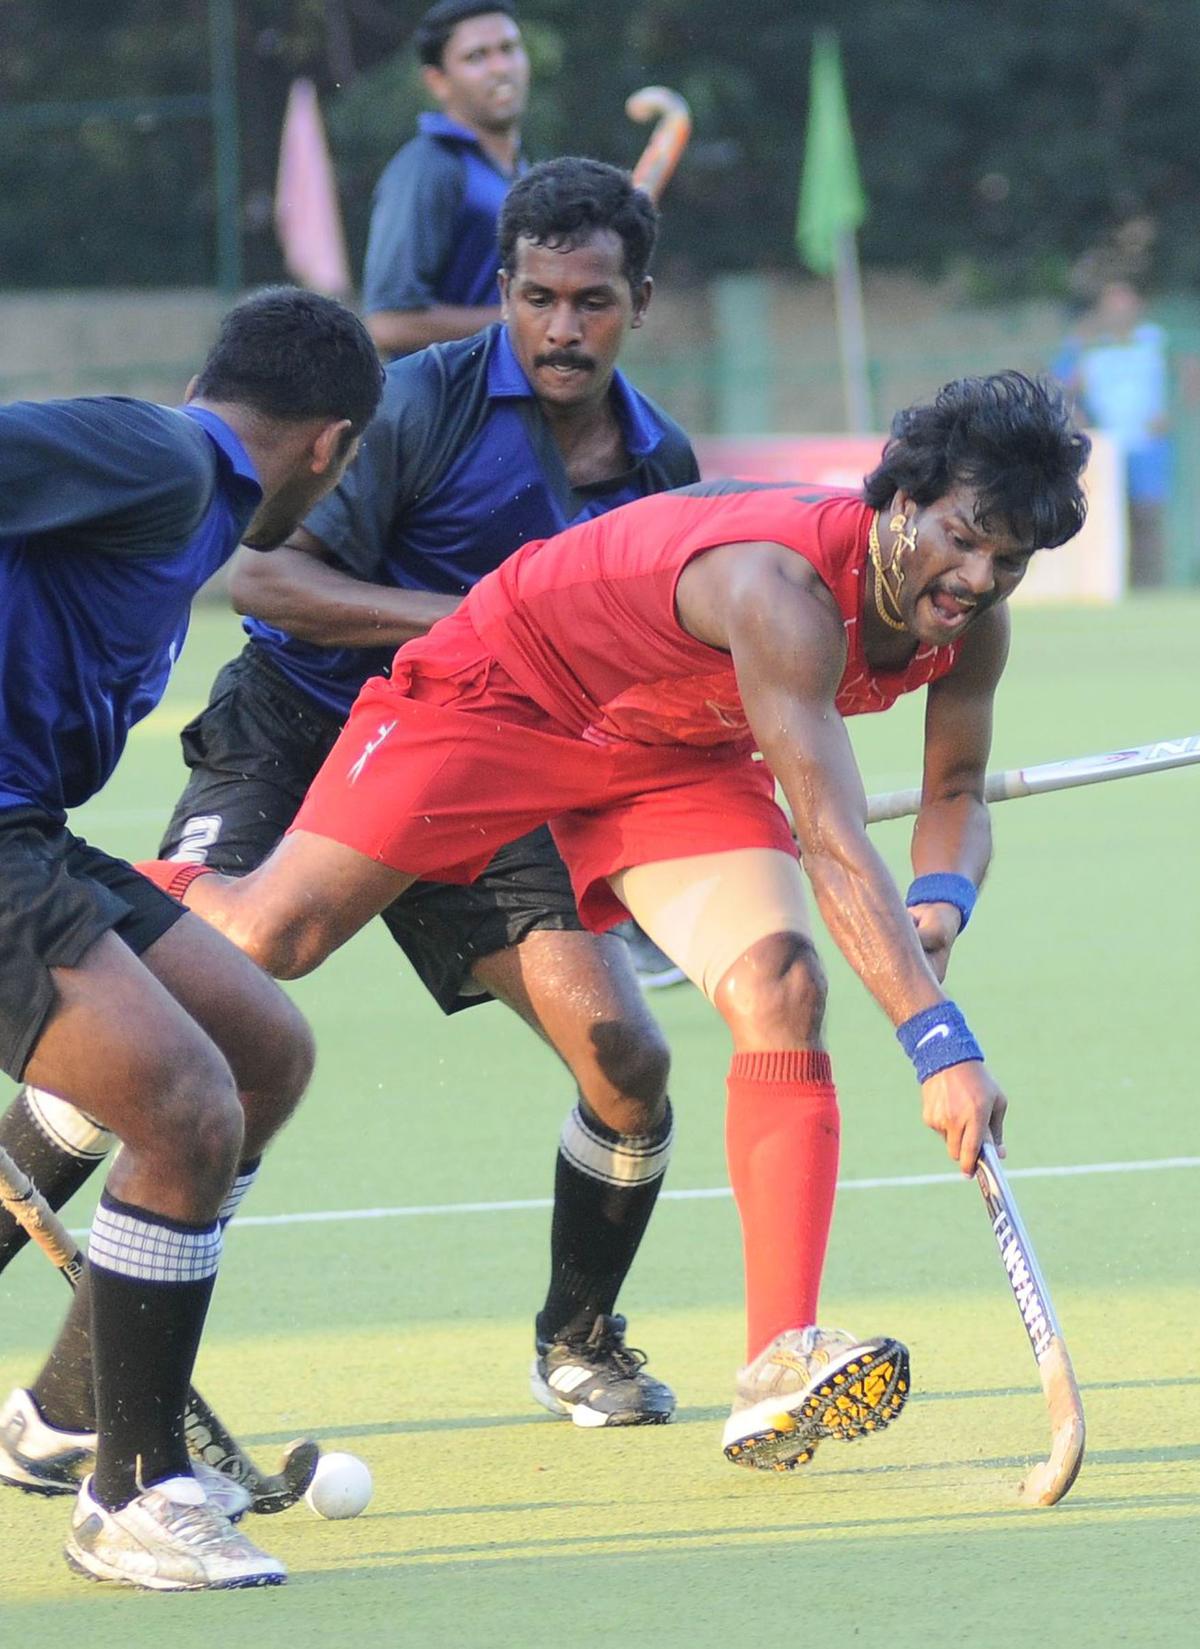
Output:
[530,1314,676,1427]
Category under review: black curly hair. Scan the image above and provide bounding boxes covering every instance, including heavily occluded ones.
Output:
[499,157,659,291]
[193,287,384,437]
[862,371,1091,548]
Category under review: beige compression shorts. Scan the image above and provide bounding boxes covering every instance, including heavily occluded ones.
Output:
[609,848,813,1003]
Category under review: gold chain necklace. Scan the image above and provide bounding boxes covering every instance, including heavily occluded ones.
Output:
[867,513,907,632]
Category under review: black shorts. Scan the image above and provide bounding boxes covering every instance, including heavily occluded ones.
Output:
[159,644,584,1014]
[0,809,186,1081]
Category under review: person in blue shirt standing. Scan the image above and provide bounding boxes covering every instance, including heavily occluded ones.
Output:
[0,288,384,1590]
[363,0,529,359]
[1052,280,1174,587]
[363,1,682,984]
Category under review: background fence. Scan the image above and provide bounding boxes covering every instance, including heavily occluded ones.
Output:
[3,277,1198,586]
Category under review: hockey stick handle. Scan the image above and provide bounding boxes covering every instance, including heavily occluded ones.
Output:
[627,85,692,202]
[865,733,1200,824]
[0,1144,84,1283]
[0,1144,317,1514]
[975,1140,1085,1506]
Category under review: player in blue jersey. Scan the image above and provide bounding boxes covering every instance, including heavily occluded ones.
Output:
[0,287,383,1590]
[363,0,529,359]
[166,158,697,1428]
[363,5,678,983]
[0,159,694,1443]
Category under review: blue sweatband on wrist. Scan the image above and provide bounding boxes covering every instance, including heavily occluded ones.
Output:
[896,1000,984,1082]
[905,872,977,931]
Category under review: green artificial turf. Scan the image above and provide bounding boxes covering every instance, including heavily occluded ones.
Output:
[0,596,1196,1646]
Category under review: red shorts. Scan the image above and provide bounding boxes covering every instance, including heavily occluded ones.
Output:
[292,618,796,931]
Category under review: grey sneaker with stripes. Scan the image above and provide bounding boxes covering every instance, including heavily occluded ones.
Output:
[65,1474,283,1591]
[530,1314,676,1427]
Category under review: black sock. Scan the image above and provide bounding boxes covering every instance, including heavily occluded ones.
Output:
[86,1192,221,1510]
[28,1156,261,1440]
[31,1271,97,1433]
[537,1098,673,1345]
[0,1088,111,1273]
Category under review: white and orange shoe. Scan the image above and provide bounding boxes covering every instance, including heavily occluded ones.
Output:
[722,1326,910,1471]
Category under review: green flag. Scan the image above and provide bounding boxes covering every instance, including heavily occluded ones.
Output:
[795,29,867,276]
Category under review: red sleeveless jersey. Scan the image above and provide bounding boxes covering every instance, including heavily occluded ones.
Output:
[465,481,959,749]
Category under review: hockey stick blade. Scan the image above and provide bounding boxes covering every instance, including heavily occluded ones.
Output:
[0,1144,319,1515]
[627,85,692,203]
[183,1406,319,1514]
[975,1141,1085,1506]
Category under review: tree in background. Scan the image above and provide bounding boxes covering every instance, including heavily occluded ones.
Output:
[3,0,1200,296]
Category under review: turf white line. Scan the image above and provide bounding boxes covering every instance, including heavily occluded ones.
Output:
[206,1153,1200,1234]
[63,1154,1199,1240]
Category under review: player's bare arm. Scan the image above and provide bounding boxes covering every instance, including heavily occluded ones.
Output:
[908,603,1010,979]
[366,303,503,360]
[228,527,460,648]
[679,541,1005,1172]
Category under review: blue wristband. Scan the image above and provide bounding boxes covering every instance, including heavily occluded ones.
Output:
[896,1000,984,1082]
[905,872,977,932]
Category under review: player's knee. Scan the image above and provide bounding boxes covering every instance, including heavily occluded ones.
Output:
[148,1048,245,1191]
[258,990,316,1100]
[187,1087,246,1193]
[240,995,315,1152]
[276,996,316,1102]
[587,1017,672,1122]
[716,932,828,1045]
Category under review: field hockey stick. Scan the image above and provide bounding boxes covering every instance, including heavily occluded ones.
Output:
[627,85,692,202]
[864,732,1200,825]
[0,1144,319,1514]
[975,1140,1085,1506]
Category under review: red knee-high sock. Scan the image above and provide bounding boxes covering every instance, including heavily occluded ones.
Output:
[725,1049,840,1362]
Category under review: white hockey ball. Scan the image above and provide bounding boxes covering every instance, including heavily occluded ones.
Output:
[304,1451,373,1519]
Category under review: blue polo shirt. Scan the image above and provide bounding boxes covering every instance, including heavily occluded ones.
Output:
[362,112,524,317]
[0,398,261,817]
[245,324,699,717]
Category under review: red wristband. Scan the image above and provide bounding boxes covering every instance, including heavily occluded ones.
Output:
[135,860,218,903]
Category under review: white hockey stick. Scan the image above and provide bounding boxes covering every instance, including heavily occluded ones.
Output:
[975,1141,1085,1505]
[865,733,1200,825]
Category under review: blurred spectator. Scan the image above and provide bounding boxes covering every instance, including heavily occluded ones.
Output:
[362,2,529,358]
[1052,281,1170,587]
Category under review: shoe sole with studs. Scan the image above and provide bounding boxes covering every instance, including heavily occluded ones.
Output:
[723,1338,910,1472]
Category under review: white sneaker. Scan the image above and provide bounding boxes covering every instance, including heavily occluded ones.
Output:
[0,1388,250,1521]
[0,1387,95,1496]
[191,1459,253,1523]
[64,1475,286,1591]
[722,1326,910,1471]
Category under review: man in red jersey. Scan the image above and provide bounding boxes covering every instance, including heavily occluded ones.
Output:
[140,372,1090,1472]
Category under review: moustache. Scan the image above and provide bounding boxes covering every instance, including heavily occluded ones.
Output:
[536,352,595,373]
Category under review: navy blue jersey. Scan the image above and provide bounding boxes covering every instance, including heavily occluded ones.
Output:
[362,113,524,317]
[245,325,699,717]
[0,398,260,816]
